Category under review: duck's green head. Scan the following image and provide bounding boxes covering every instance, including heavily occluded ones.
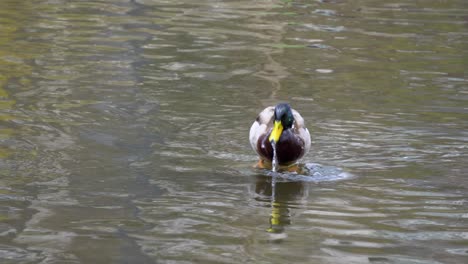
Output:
[269,103,294,143]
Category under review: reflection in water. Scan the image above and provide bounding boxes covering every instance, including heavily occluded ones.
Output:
[254,174,308,235]
[253,163,352,237]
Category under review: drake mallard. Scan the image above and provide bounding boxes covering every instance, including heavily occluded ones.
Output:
[249,103,311,167]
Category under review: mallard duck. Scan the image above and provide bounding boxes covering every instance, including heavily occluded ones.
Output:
[249,103,311,167]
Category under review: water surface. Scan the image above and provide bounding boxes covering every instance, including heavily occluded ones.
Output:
[1,0,467,263]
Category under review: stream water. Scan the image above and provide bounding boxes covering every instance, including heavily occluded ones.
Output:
[1,0,467,263]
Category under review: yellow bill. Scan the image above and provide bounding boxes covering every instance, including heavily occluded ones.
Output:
[269,120,283,143]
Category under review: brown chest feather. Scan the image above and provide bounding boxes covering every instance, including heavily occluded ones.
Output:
[257,130,305,165]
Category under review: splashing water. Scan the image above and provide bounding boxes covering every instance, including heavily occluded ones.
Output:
[271,141,278,172]
[270,141,278,203]
[264,163,353,183]
[265,141,352,183]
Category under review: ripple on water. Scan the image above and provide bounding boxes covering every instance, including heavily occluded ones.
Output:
[2,0,467,263]
[264,163,354,183]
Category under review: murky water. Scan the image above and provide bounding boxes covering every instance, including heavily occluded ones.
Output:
[1,0,467,263]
